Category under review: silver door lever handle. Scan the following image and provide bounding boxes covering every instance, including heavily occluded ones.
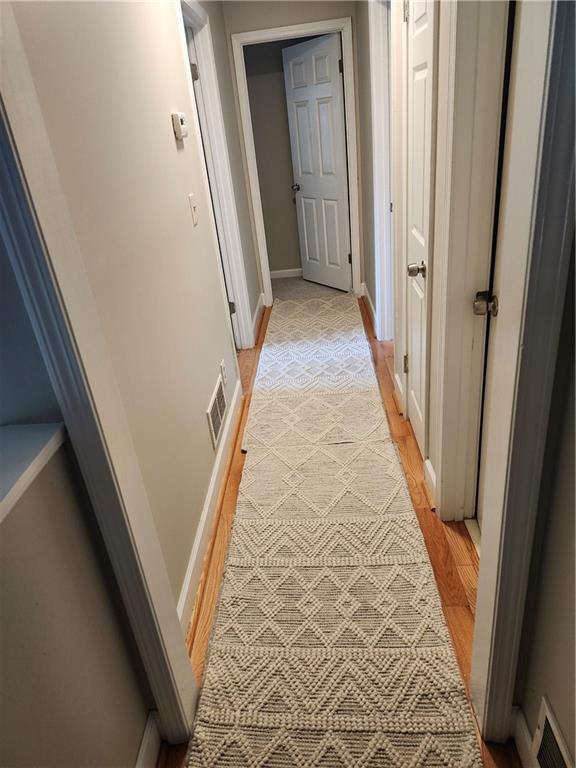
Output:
[291,183,301,191]
[407,262,426,278]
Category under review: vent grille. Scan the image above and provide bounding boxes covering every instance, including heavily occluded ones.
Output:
[533,699,573,768]
[207,376,227,448]
[538,720,567,768]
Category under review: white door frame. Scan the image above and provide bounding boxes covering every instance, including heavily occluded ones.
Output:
[181,1,255,349]
[391,1,509,521]
[390,0,408,412]
[368,0,394,341]
[471,0,573,741]
[231,18,361,306]
[424,0,509,519]
[0,106,195,744]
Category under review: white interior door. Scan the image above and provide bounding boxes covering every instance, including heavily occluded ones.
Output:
[282,34,351,292]
[405,0,436,455]
[187,29,241,349]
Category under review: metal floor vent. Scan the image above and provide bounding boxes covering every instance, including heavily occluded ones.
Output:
[533,699,573,768]
[207,375,227,448]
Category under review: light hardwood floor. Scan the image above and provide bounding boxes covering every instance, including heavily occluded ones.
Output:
[159,297,521,768]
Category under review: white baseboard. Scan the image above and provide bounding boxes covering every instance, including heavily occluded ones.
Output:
[362,283,377,326]
[513,707,536,768]
[270,268,302,279]
[177,379,242,627]
[423,459,437,509]
[251,293,265,340]
[135,712,161,768]
[464,518,481,556]
[357,281,367,297]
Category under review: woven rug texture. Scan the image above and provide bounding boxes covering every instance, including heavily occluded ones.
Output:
[188,286,482,767]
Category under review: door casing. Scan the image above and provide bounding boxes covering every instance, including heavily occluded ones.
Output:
[231,17,362,306]
[181,1,255,349]
[472,0,573,740]
[391,0,509,523]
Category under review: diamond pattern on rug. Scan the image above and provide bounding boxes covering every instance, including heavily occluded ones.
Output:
[188,292,482,767]
[238,441,412,520]
[244,392,389,449]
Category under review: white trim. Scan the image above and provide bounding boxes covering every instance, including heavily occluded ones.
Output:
[252,292,265,339]
[464,519,481,557]
[0,45,195,742]
[231,18,362,306]
[135,712,162,768]
[270,268,302,279]
[472,0,574,740]
[390,0,408,413]
[368,0,394,341]
[181,3,255,349]
[0,423,65,524]
[362,283,377,331]
[177,379,242,626]
[513,708,536,768]
[426,0,508,521]
[180,0,206,29]
[532,698,574,768]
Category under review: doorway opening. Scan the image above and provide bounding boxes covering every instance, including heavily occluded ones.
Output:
[231,18,362,307]
[244,33,352,302]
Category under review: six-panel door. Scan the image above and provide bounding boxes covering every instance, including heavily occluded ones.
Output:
[282,34,352,292]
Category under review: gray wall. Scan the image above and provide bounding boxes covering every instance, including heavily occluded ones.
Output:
[0,446,149,767]
[515,255,575,754]
[6,1,240,599]
[245,40,301,274]
[200,0,263,315]
[0,249,61,426]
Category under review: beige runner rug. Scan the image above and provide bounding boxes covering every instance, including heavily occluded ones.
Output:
[188,289,482,767]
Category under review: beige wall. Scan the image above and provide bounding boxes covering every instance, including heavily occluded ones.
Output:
[245,40,302,274]
[222,1,359,37]
[199,0,263,315]
[5,1,240,598]
[516,264,575,754]
[0,446,149,767]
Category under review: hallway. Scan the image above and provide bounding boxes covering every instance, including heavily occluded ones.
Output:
[187,284,481,766]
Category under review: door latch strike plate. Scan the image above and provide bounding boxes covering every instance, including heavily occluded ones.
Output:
[403,354,409,374]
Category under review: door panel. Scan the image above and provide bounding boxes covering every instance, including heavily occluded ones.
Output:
[322,199,341,267]
[283,34,351,291]
[302,197,320,264]
[406,0,436,455]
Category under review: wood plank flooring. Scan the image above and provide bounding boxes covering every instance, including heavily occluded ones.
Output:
[159,297,521,768]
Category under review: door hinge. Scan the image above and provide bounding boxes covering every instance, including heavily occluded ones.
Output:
[472,290,498,317]
[403,353,409,374]
[190,62,199,82]
[403,0,409,23]
[390,202,393,213]
[348,253,352,264]
[338,58,343,75]
[228,300,236,316]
